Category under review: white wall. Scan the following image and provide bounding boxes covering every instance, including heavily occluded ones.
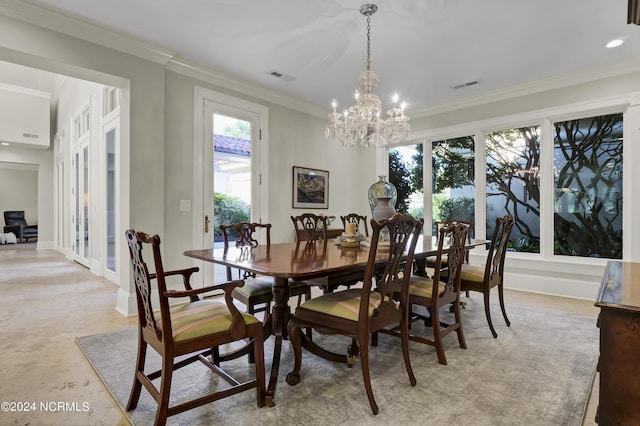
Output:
[0,147,53,247]
[0,163,38,225]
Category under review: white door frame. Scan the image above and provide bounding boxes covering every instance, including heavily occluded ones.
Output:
[193,86,269,286]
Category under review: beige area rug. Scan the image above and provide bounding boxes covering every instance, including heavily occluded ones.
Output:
[76,299,598,426]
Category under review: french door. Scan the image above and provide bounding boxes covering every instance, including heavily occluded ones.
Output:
[194,88,269,287]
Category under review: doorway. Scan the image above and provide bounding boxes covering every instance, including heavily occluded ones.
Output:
[193,87,269,286]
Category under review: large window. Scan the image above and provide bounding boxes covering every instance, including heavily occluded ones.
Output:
[432,136,475,235]
[486,126,540,253]
[389,144,423,218]
[553,113,623,259]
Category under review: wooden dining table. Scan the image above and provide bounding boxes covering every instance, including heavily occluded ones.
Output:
[184,235,485,406]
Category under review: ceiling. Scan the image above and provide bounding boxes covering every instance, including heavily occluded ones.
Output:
[18,0,640,116]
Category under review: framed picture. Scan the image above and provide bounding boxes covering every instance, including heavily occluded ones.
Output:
[292,166,329,209]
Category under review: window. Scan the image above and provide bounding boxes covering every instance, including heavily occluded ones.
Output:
[73,106,91,141]
[389,144,423,219]
[432,136,475,236]
[485,126,540,253]
[553,113,623,258]
[103,87,119,117]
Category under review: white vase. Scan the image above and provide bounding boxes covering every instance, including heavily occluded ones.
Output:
[372,197,397,241]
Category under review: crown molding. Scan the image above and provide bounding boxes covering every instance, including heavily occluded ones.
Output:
[0,0,176,65]
[2,0,328,118]
[412,58,640,118]
[0,81,51,98]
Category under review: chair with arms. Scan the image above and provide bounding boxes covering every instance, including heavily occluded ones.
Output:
[3,211,38,243]
[292,213,362,294]
[340,213,369,237]
[377,221,469,365]
[442,214,515,338]
[286,213,422,415]
[221,222,311,319]
[125,229,265,426]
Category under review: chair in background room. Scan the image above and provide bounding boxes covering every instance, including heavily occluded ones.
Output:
[291,213,362,294]
[221,222,311,319]
[3,210,38,243]
[340,213,369,237]
[124,229,266,426]
[443,214,515,338]
[377,222,469,365]
[286,213,423,415]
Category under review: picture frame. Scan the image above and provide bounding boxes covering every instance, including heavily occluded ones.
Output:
[292,166,329,209]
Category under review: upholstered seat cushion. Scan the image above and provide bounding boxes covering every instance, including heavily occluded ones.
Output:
[231,277,309,299]
[401,275,446,299]
[425,255,448,267]
[231,277,273,298]
[296,288,382,322]
[166,300,259,342]
[441,264,484,283]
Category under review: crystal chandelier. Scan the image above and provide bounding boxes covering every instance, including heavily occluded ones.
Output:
[326,3,411,148]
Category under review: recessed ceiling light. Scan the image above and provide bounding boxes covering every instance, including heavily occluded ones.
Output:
[1,142,9,146]
[606,39,624,48]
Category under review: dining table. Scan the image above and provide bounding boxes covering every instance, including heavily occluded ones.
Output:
[184,234,485,406]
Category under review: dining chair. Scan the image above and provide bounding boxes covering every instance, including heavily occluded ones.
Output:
[340,213,369,237]
[426,219,473,270]
[286,213,423,415]
[221,222,311,319]
[291,213,329,242]
[292,213,361,294]
[124,229,265,426]
[376,221,469,365]
[442,214,515,338]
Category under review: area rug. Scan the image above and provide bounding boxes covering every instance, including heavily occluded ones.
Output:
[76,299,598,426]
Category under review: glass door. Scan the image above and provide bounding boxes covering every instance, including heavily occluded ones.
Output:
[72,143,90,267]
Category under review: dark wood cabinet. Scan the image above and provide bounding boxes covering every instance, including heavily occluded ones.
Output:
[595,261,640,425]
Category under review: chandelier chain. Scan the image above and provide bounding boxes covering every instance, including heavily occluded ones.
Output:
[366,15,371,70]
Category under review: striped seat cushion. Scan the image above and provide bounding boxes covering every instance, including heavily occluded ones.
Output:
[425,255,448,267]
[297,288,382,322]
[397,276,446,299]
[232,277,309,298]
[167,300,259,342]
[232,277,273,298]
[441,265,485,284]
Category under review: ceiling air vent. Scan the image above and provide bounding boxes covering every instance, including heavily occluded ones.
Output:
[267,70,296,82]
[452,80,479,90]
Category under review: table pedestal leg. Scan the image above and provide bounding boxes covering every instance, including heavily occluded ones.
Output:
[265,276,290,407]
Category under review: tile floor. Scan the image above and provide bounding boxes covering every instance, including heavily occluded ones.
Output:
[0,243,599,425]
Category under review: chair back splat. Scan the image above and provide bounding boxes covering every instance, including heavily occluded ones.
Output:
[291,213,328,242]
[125,229,265,426]
[285,213,423,415]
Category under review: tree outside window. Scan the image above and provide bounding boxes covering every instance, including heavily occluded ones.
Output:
[553,113,623,259]
[486,126,541,253]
